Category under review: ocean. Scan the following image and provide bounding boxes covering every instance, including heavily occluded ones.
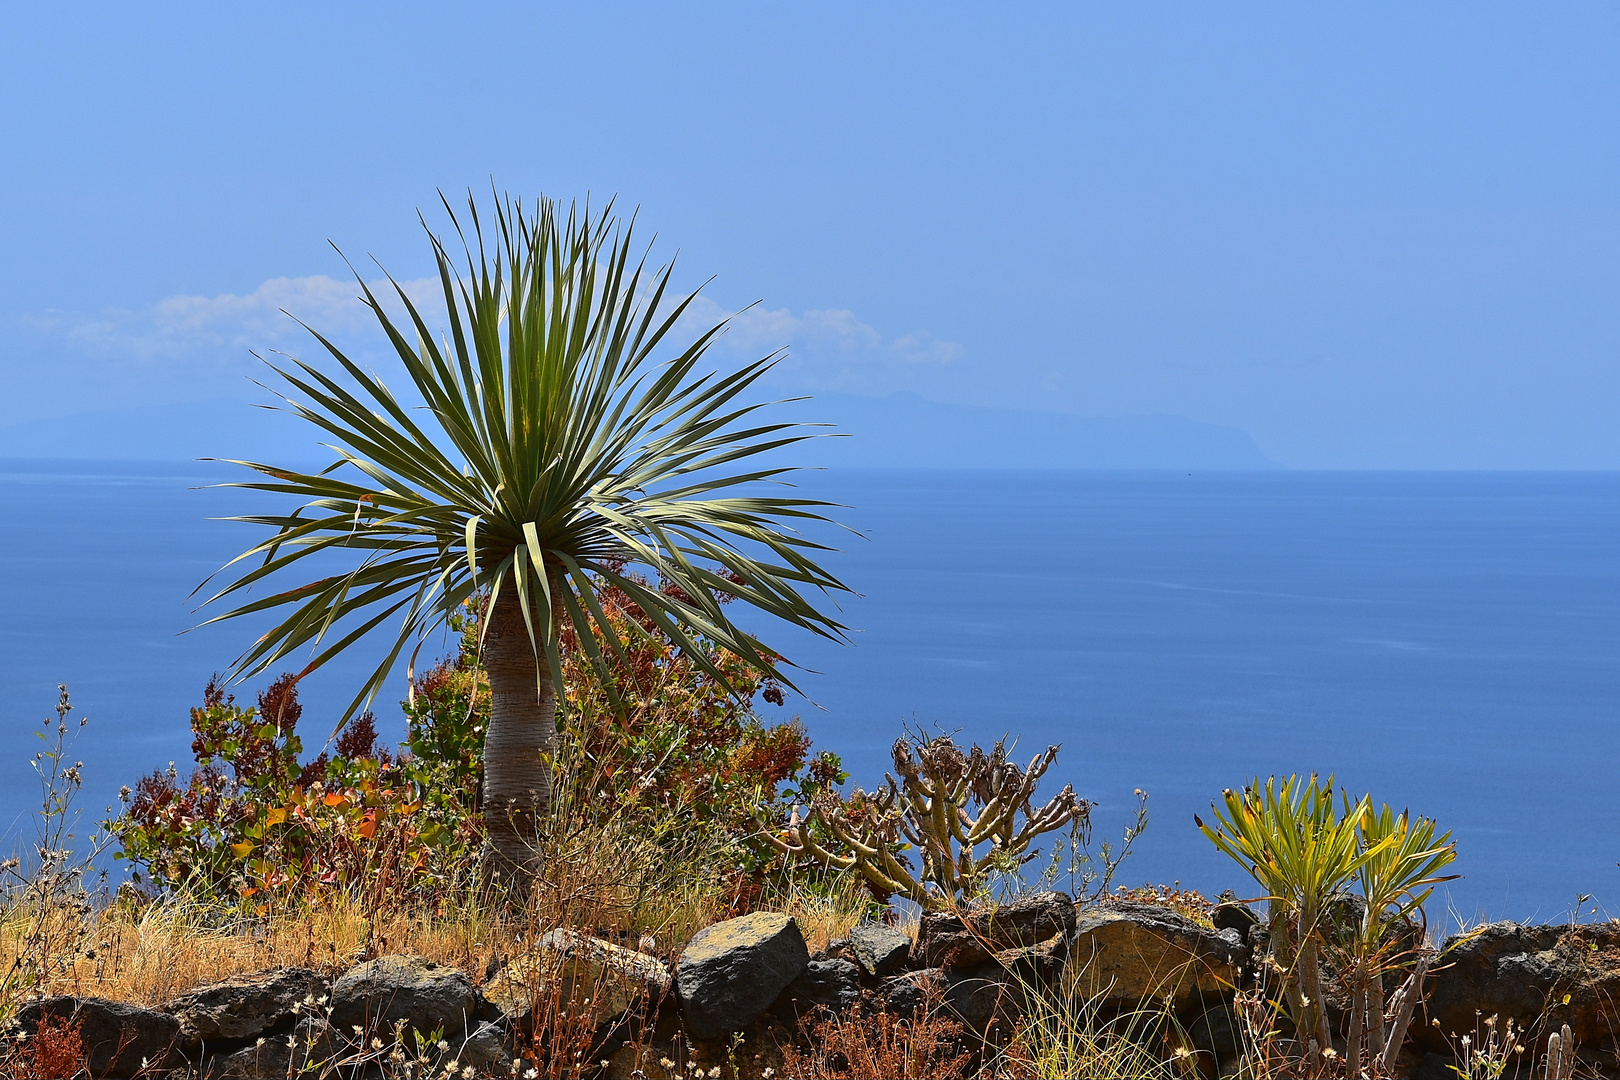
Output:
[1,462,1616,925]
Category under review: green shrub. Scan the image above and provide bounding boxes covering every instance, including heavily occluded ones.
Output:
[114,675,480,906]
[425,573,837,910]
[114,568,826,911]
[1197,774,1457,1074]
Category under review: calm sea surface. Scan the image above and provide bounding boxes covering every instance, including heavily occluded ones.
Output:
[1,463,1616,924]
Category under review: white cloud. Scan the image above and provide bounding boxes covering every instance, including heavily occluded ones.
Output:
[39,274,441,366]
[889,331,963,366]
[30,275,962,403]
[677,296,881,354]
[676,294,960,373]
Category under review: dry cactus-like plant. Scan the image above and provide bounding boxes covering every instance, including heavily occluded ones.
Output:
[764,733,1091,910]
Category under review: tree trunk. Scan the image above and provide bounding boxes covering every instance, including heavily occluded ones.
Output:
[1273,912,1308,1035]
[480,580,558,890]
[1295,908,1334,1060]
[1380,951,1432,1075]
[1346,964,1364,1078]
[1299,939,1333,1057]
[1368,974,1387,1062]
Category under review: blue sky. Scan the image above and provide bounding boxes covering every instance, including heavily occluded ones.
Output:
[4,3,1618,467]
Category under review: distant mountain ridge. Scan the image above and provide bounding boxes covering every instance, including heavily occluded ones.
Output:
[792,392,1278,469]
[0,393,1279,470]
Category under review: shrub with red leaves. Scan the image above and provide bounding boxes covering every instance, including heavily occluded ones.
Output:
[115,674,475,902]
[116,564,827,908]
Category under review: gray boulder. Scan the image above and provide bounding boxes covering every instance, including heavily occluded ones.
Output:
[455,1019,514,1076]
[821,936,855,963]
[14,996,183,1077]
[1211,901,1259,939]
[914,890,1076,969]
[205,1016,335,1079]
[879,932,1067,1037]
[944,931,1068,1037]
[943,965,1010,1035]
[1424,920,1620,1054]
[878,969,936,1018]
[1069,901,1245,1014]
[166,966,328,1043]
[850,921,911,977]
[209,1012,507,1079]
[676,912,809,1040]
[205,1038,287,1079]
[601,1012,794,1080]
[329,954,481,1041]
[1415,1051,1460,1079]
[1189,1003,1241,1070]
[771,958,862,1020]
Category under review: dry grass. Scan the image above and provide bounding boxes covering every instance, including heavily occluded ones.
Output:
[0,725,879,1080]
[998,1010,1190,1080]
[0,889,509,1009]
[0,711,1278,1080]
[0,831,876,1025]
[773,875,886,955]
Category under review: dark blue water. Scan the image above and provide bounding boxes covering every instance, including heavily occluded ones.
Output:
[2,463,1616,925]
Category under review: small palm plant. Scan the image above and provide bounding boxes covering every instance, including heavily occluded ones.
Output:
[1196,775,1382,1061]
[199,192,851,884]
[1197,775,1457,1072]
[1341,800,1457,1075]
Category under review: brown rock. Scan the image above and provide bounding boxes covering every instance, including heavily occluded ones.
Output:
[914,890,1077,969]
[1069,901,1243,1014]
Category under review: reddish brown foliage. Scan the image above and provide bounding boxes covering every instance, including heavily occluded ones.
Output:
[256,672,302,732]
[189,672,305,789]
[334,712,380,760]
[781,1000,974,1080]
[126,762,232,838]
[27,1015,85,1080]
[556,566,804,819]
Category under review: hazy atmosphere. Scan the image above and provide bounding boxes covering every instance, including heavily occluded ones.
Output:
[5,4,1620,468]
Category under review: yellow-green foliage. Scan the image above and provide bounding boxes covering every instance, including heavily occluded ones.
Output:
[1197,773,1457,1072]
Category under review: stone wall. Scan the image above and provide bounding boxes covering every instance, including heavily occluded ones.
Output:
[6,897,1620,1078]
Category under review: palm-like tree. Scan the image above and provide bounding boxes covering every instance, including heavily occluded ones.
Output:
[199,193,851,882]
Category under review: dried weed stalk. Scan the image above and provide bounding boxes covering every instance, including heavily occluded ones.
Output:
[780,993,973,1080]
